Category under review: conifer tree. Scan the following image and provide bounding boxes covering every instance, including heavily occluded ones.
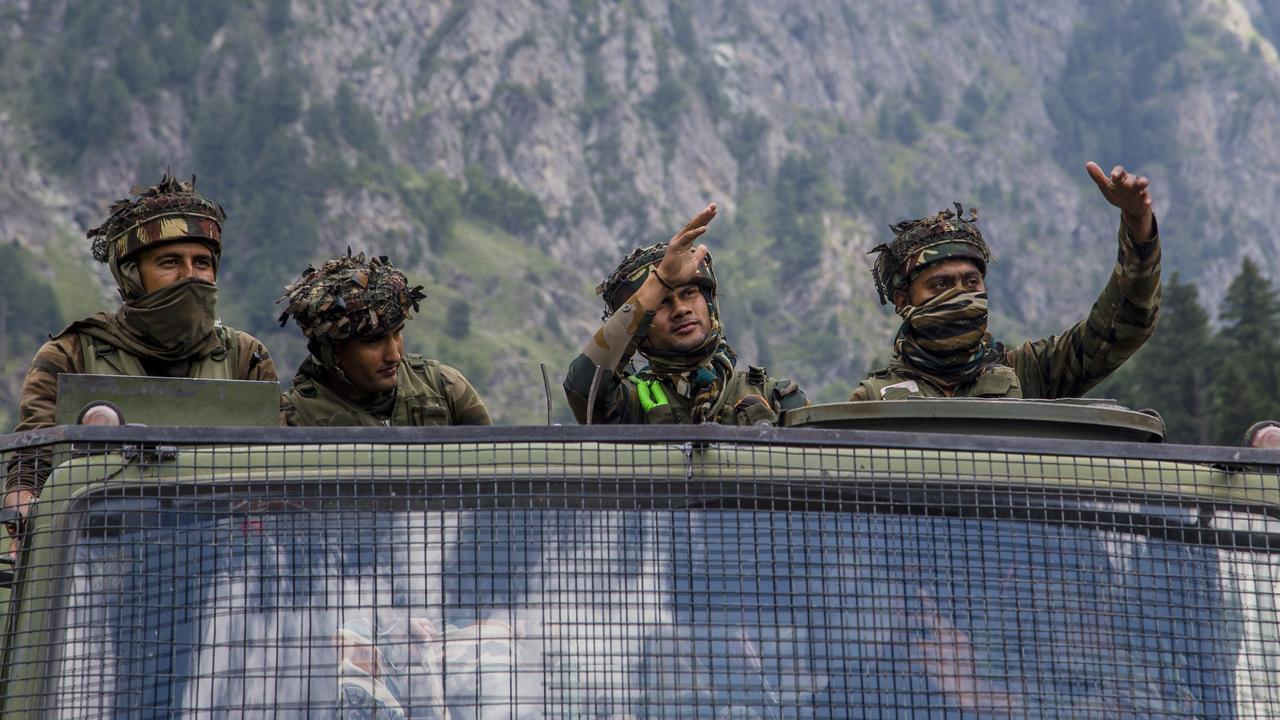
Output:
[1107,274,1215,443]
[1210,258,1280,444]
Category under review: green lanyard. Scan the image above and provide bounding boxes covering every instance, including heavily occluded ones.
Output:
[631,377,670,411]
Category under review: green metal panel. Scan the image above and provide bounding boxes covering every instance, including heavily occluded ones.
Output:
[1,432,1276,717]
[784,399,1166,442]
[54,374,280,427]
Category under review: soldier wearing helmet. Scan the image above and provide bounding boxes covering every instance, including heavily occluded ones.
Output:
[6,172,278,539]
[852,162,1161,401]
[278,251,491,427]
[564,203,808,425]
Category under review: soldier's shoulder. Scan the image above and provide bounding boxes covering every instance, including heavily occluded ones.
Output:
[222,326,269,351]
[429,359,478,388]
[849,367,901,402]
[399,354,457,386]
[735,366,808,411]
[29,330,84,374]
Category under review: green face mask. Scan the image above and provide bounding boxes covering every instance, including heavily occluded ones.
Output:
[893,288,996,387]
[110,278,221,361]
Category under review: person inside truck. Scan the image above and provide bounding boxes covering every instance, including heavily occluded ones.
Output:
[277,251,491,427]
[851,161,1160,401]
[563,203,808,425]
[4,172,278,551]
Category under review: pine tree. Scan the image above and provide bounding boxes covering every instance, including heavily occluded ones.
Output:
[1106,274,1215,443]
[1210,258,1280,444]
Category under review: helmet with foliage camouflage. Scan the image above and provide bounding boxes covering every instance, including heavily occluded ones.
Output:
[597,243,718,319]
[277,251,427,343]
[869,202,991,305]
[87,172,225,265]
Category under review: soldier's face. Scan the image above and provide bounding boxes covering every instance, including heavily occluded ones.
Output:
[137,242,217,293]
[896,259,985,309]
[336,328,404,395]
[649,284,711,353]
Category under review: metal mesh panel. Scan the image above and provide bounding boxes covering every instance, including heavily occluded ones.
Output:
[2,427,1279,719]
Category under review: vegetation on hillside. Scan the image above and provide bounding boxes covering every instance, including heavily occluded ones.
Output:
[1100,259,1280,444]
[0,0,1278,434]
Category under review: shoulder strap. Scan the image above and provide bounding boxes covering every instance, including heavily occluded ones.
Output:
[393,355,452,425]
[858,370,928,400]
[78,332,146,376]
[971,365,1022,398]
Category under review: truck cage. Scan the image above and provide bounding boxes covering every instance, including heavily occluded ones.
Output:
[1,423,1278,719]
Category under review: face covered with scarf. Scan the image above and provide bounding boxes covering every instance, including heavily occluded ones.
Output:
[892,283,1001,389]
[84,173,227,363]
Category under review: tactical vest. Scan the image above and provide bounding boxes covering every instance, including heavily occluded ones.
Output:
[78,325,240,379]
[857,364,1023,400]
[628,366,800,425]
[283,355,454,427]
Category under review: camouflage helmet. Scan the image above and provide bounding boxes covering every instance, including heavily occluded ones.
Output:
[87,172,225,264]
[277,251,427,343]
[869,202,991,305]
[597,243,717,319]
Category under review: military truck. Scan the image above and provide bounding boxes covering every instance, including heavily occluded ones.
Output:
[1,380,1278,718]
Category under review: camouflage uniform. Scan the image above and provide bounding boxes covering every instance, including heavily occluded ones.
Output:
[852,204,1161,401]
[9,173,277,494]
[278,252,491,427]
[564,244,808,425]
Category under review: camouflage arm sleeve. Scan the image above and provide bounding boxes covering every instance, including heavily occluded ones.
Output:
[13,334,82,434]
[563,297,654,424]
[7,334,83,493]
[1005,218,1161,399]
[438,364,493,426]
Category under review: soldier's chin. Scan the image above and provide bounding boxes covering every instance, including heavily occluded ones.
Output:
[666,333,709,354]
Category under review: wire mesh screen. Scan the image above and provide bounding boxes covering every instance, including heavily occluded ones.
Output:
[2,428,1279,719]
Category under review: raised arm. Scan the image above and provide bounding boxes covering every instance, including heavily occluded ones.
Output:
[564,204,717,423]
[1005,163,1161,398]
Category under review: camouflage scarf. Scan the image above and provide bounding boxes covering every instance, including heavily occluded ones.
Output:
[77,278,222,363]
[892,288,1001,389]
[640,315,739,422]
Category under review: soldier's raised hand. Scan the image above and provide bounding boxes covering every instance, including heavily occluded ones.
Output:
[1086,162,1154,242]
[655,203,716,288]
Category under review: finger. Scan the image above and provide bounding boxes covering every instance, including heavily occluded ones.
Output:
[1110,165,1126,181]
[668,225,708,252]
[1085,162,1111,192]
[1134,176,1150,190]
[676,203,718,237]
[691,244,709,267]
[680,225,710,245]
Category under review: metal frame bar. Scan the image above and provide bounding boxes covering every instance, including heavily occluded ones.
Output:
[4,424,1279,468]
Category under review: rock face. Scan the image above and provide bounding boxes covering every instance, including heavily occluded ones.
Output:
[0,0,1278,422]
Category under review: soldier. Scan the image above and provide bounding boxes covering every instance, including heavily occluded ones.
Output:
[277,251,491,427]
[852,162,1160,400]
[564,203,808,425]
[5,172,278,544]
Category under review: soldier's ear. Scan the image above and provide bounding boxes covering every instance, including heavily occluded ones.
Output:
[892,288,909,311]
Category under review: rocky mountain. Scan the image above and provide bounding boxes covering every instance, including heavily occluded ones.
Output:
[1,0,1278,425]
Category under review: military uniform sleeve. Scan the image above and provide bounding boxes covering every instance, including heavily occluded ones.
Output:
[279,395,296,427]
[234,331,279,383]
[1005,218,1161,399]
[437,364,492,426]
[563,297,653,424]
[13,334,82,434]
[7,334,83,494]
